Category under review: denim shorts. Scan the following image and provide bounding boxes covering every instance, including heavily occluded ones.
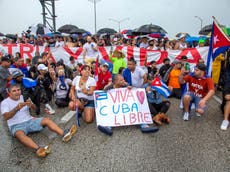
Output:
[85,100,95,108]
[10,118,44,136]
[184,91,206,111]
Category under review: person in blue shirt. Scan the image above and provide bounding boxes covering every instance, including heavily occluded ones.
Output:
[144,75,171,125]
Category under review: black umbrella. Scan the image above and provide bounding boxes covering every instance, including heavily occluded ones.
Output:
[97,28,117,35]
[29,23,52,35]
[132,24,167,35]
[70,28,87,34]
[199,24,225,35]
[58,24,79,34]
[5,34,17,40]
[0,32,4,36]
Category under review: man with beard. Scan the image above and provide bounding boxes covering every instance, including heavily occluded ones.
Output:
[179,63,215,121]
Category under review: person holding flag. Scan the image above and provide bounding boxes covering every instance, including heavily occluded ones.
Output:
[144,75,171,125]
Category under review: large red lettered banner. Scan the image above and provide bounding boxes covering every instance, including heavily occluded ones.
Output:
[0,44,209,66]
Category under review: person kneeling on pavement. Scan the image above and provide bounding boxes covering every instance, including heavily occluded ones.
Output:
[0,84,77,158]
[97,74,159,136]
[144,75,171,125]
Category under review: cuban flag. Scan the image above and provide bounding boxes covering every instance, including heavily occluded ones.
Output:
[206,18,230,76]
[151,77,171,98]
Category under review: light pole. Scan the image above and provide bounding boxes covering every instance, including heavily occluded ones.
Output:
[195,16,203,30]
[88,0,101,33]
[109,18,129,32]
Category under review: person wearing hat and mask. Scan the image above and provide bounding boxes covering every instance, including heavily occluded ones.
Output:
[37,63,56,115]
[109,49,126,78]
[179,63,215,121]
[0,55,12,101]
[147,38,158,50]
[97,63,112,90]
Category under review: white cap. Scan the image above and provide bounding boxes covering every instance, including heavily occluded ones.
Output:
[37,64,48,71]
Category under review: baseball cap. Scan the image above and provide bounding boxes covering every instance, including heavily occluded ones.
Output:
[1,55,11,62]
[103,63,109,67]
[196,63,206,72]
[12,70,23,79]
[37,64,48,71]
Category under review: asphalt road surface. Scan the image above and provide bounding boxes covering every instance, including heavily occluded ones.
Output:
[0,97,229,172]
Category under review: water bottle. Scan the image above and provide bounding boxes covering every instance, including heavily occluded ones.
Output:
[185,62,190,71]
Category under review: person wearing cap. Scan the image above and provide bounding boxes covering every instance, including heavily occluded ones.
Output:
[97,63,112,90]
[37,63,56,115]
[109,49,126,77]
[0,55,12,101]
[174,34,187,50]
[147,38,158,50]
[179,63,215,121]
[168,59,182,99]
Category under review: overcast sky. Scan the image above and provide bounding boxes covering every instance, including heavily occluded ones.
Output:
[0,0,229,38]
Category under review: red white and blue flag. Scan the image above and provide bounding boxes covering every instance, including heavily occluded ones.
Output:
[151,77,171,98]
[207,19,230,76]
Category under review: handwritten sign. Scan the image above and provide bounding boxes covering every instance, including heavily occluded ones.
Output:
[94,88,153,127]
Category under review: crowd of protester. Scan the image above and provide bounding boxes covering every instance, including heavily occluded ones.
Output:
[0,33,229,158]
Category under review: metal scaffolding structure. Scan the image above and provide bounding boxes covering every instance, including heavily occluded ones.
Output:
[39,0,57,32]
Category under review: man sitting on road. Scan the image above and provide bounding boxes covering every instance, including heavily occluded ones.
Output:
[179,63,215,121]
[1,83,77,158]
[97,74,159,136]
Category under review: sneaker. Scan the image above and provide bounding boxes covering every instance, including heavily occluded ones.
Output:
[36,145,51,158]
[196,112,201,117]
[62,124,77,142]
[140,124,159,133]
[98,125,113,136]
[220,120,229,130]
[45,104,55,115]
[183,112,190,121]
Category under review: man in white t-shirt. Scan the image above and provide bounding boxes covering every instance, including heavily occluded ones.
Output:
[82,36,98,65]
[1,84,77,158]
[123,58,147,88]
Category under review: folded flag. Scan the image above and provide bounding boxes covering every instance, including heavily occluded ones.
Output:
[151,77,171,98]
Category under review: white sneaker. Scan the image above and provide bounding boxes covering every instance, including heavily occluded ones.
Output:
[45,104,55,115]
[220,120,229,130]
[196,112,201,117]
[183,112,189,121]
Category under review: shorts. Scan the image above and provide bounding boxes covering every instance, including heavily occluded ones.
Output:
[183,91,206,112]
[84,57,96,65]
[84,100,95,108]
[10,118,44,136]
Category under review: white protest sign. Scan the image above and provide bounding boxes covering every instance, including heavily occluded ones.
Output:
[94,87,153,127]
